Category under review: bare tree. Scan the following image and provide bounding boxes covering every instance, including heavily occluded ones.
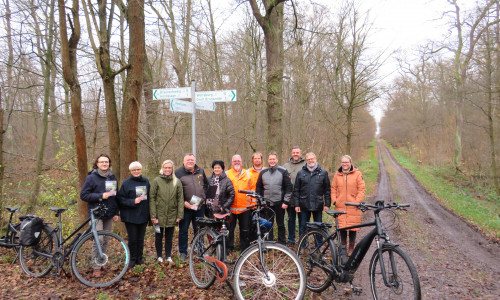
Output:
[249,0,286,154]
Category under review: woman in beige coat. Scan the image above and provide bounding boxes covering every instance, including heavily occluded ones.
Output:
[331,155,366,255]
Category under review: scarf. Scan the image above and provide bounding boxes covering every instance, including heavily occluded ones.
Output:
[307,162,318,173]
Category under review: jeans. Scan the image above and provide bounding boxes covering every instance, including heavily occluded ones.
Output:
[124,222,147,263]
[298,210,323,236]
[287,206,299,243]
[228,210,252,251]
[265,204,286,244]
[92,218,113,269]
[155,226,175,258]
[178,206,205,255]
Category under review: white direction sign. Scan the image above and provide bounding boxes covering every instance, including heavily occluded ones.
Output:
[169,99,216,113]
[153,87,191,100]
[196,101,215,111]
[195,90,236,102]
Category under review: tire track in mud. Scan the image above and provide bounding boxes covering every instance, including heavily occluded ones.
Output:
[376,141,500,299]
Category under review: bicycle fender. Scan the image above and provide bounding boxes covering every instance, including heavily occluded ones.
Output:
[205,256,228,282]
[382,242,399,249]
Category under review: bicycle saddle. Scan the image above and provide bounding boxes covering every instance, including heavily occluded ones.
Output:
[306,222,333,229]
[196,217,223,228]
[50,207,68,214]
[6,207,20,213]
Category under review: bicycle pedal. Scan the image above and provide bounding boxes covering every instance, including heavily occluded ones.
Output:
[352,287,362,295]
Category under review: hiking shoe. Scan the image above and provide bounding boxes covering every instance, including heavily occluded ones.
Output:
[179,253,187,261]
[166,257,173,263]
[157,257,164,263]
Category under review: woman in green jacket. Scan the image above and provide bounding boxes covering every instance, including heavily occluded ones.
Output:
[150,160,184,263]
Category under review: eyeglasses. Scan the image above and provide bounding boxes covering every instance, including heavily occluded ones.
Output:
[341,161,350,164]
[98,161,109,164]
[131,169,141,172]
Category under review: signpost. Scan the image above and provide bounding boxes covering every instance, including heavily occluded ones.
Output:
[153,87,191,100]
[195,90,236,102]
[153,81,236,156]
[170,99,216,113]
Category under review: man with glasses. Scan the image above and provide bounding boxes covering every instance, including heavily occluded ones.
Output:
[80,153,119,277]
[293,152,331,236]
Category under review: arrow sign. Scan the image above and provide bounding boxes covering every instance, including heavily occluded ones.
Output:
[170,99,193,113]
[153,87,191,100]
[196,101,215,111]
[195,90,236,102]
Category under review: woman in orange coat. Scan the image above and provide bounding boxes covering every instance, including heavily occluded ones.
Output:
[331,155,366,255]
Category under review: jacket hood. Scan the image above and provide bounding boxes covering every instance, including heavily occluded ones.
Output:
[337,165,355,174]
[89,168,115,178]
[289,157,305,164]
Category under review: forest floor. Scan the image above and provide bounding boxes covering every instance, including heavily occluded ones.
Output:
[0,141,499,299]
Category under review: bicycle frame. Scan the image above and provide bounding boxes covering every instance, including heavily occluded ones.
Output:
[0,207,20,248]
[312,202,397,284]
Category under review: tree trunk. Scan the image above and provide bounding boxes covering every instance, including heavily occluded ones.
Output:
[249,0,285,156]
[120,0,145,181]
[29,0,56,211]
[58,0,88,220]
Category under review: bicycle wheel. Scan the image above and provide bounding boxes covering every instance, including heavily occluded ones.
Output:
[296,228,336,293]
[369,246,421,300]
[71,231,129,287]
[19,225,57,277]
[189,228,221,289]
[233,243,306,300]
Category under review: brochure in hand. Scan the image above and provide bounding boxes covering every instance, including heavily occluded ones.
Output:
[105,180,117,196]
[189,195,202,210]
[136,186,147,200]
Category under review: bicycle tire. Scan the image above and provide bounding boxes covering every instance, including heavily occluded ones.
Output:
[296,228,336,293]
[369,246,421,300]
[189,228,222,289]
[233,242,306,300]
[19,224,57,277]
[71,230,130,288]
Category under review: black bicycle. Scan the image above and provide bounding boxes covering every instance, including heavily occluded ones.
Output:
[0,207,22,261]
[297,200,421,299]
[19,202,130,287]
[189,190,306,299]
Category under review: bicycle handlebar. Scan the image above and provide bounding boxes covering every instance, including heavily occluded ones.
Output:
[346,201,410,210]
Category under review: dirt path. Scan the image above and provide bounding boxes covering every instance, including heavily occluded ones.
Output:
[373,141,500,299]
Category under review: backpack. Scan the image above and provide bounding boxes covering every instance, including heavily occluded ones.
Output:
[19,216,44,246]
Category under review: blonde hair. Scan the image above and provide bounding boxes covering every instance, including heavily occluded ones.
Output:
[129,161,142,170]
[159,160,175,174]
[341,155,352,163]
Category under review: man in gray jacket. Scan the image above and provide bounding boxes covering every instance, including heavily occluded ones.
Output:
[256,151,293,245]
[283,146,306,246]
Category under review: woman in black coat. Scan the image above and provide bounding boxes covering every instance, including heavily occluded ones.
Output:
[117,161,150,269]
[205,160,235,218]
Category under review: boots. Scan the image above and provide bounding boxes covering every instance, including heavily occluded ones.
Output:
[348,242,355,256]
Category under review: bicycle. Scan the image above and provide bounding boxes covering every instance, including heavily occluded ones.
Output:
[0,206,22,262]
[297,200,421,299]
[19,202,130,287]
[189,190,306,299]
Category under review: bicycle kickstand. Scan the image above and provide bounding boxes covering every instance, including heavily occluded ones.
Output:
[350,281,362,295]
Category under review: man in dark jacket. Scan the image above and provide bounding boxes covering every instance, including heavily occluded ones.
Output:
[256,151,293,245]
[174,153,208,260]
[80,154,119,277]
[294,152,331,236]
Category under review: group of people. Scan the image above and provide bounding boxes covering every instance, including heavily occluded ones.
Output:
[79,147,366,276]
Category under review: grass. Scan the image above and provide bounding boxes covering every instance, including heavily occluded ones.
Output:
[356,139,379,196]
[383,141,500,240]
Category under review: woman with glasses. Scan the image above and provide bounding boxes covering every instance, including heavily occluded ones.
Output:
[117,161,150,269]
[331,155,366,256]
[80,153,120,277]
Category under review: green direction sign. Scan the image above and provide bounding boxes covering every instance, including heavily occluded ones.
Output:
[195,90,236,102]
[153,87,191,100]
